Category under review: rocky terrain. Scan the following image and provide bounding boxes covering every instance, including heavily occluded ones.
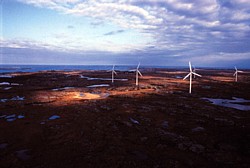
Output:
[0,68,250,168]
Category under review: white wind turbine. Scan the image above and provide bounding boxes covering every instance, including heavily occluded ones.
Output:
[131,63,143,86]
[110,65,117,83]
[233,66,243,82]
[183,61,202,94]
[193,65,197,79]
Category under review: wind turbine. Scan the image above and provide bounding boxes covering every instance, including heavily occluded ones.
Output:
[131,63,143,86]
[193,65,196,79]
[110,65,117,83]
[233,66,243,82]
[183,61,202,94]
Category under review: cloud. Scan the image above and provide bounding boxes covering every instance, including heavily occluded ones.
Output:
[11,0,250,67]
[103,30,124,36]
[67,25,74,29]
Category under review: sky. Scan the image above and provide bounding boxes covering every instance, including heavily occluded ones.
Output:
[0,0,250,68]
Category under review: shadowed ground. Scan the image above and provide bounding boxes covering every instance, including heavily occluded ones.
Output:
[0,68,250,168]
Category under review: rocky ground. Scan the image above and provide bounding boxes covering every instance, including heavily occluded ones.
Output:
[0,68,250,168]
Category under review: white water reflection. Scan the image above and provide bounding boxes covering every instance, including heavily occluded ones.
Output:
[202,97,250,111]
[87,84,110,88]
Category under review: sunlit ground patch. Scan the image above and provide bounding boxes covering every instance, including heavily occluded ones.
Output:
[80,75,128,81]
[73,92,109,100]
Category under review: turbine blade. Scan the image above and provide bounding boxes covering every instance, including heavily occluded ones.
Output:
[189,61,192,72]
[138,70,143,76]
[238,70,243,73]
[235,66,237,71]
[137,62,140,69]
[129,69,136,72]
[113,70,117,75]
[192,72,202,77]
[183,73,190,80]
[233,72,237,76]
[112,65,115,70]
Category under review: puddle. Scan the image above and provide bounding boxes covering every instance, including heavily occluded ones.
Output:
[48,115,60,120]
[0,99,8,103]
[3,114,25,122]
[202,86,211,89]
[80,75,128,81]
[175,75,183,79]
[3,87,12,90]
[0,75,13,78]
[0,96,25,102]
[5,114,16,122]
[11,83,21,86]
[0,82,10,85]
[52,87,74,91]
[202,97,250,111]
[11,96,25,101]
[87,84,110,88]
[0,82,20,86]
[17,115,25,119]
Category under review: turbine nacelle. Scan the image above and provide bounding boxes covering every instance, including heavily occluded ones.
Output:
[130,63,143,86]
[108,65,117,83]
[183,61,201,94]
[233,66,243,82]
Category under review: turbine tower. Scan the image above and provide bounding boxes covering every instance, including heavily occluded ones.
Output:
[131,63,143,86]
[183,61,202,94]
[234,66,243,82]
[193,65,196,79]
[111,65,117,83]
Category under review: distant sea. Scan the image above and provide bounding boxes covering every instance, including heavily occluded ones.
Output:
[0,64,237,74]
[0,64,186,73]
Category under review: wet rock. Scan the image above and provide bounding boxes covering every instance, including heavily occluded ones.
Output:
[140,137,148,142]
[16,149,31,160]
[48,115,60,120]
[189,144,205,154]
[178,142,192,151]
[162,121,169,129]
[192,127,205,132]
[123,121,132,127]
[158,129,187,143]
[131,150,148,160]
[156,144,167,150]
[130,118,139,125]
[214,118,234,126]
[0,143,8,149]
